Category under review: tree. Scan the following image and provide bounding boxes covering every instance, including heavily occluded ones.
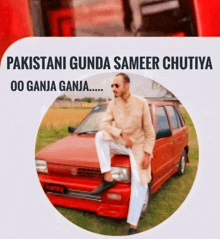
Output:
[56,94,71,101]
[86,98,92,103]
[97,97,106,102]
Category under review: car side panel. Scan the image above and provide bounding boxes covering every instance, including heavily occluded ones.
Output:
[171,127,187,166]
[151,135,175,186]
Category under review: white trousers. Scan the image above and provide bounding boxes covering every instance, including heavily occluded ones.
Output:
[95,131,147,226]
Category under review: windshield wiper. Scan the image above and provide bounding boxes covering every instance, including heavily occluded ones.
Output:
[77,130,98,135]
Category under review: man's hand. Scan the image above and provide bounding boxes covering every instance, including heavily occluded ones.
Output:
[121,132,133,148]
[142,153,151,169]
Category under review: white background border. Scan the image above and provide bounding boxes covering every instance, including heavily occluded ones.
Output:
[0,37,220,239]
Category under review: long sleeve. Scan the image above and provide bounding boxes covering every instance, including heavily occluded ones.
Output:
[100,102,122,138]
[143,100,156,156]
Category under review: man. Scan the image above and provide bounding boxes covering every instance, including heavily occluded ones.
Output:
[91,73,155,234]
[129,0,143,34]
[121,0,133,32]
[120,0,144,35]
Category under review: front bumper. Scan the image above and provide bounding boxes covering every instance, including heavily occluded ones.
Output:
[38,173,131,219]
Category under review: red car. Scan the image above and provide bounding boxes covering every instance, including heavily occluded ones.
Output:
[35,99,189,219]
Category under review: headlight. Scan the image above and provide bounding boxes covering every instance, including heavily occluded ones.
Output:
[35,159,48,173]
[111,167,130,183]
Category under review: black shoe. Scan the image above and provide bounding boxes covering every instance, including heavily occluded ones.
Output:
[128,228,138,235]
[90,179,116,196]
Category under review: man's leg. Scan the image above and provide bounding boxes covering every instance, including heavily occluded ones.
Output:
[95,131,131,173]
[94,131,147,232]
[91,131,124,196]
[94,131,129,182]
[127,148,148,228]
[95,131,114,176]
[129,0,143,33]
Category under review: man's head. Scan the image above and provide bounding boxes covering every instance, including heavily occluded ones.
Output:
[111,73,130,98]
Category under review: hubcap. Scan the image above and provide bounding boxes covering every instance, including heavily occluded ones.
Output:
[181,155,186,174]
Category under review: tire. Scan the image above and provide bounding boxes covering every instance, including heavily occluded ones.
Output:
[140,183,151,218]
[177,150,187,176]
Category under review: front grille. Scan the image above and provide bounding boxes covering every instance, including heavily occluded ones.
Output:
[78,168,102,180]
[48,164,103,179]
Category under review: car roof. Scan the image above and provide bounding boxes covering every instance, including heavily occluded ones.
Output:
[147,98,180,107]
[100,97,180,107]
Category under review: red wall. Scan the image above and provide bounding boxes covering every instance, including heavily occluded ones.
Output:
[193,0,220,36]
[0,0,33,61]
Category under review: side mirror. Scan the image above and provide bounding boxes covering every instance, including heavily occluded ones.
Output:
[68,126,76,133]
[156,129,172,140]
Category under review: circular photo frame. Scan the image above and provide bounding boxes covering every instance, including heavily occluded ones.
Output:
[35,72,198,236]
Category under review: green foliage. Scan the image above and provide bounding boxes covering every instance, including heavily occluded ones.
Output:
[74,97,108,102]
[86,98,92,103]
[56,94,72,101]
[74,97,95,102]
[179,107,198,160]
[35,126,70,153]
[97,97,107,102]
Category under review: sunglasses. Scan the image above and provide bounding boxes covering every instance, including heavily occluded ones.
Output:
[111,84,119,88]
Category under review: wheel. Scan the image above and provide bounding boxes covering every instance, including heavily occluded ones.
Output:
[140,183,151,218]
[177,150,187,175]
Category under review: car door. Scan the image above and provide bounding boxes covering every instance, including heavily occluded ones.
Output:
[152,106,175,185]
[165,105,186,166]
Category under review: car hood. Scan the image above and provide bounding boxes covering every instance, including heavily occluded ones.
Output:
[35,134,100,168]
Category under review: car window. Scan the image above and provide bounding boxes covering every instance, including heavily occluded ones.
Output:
[157,107,170,132]
[166,106,181,129]
[175,108,184,127]
[75,104,107,133]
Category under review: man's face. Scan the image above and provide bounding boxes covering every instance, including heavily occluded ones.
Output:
[111,75,129,98]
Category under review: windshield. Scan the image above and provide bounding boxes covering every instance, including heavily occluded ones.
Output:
[75,104,108,134]
[74,103,152,134]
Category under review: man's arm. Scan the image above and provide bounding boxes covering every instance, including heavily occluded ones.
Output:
[142,152,151,169]
[142,100,156,168]
[120,131,133,148]
[100,102,133,148]
[100,102,122,139]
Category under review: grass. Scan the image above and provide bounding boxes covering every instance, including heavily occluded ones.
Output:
[35,126,70,153]
[36,107,92,153]
[39,107,92,128]
[35,107,198,235]
[179,107,199,160]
